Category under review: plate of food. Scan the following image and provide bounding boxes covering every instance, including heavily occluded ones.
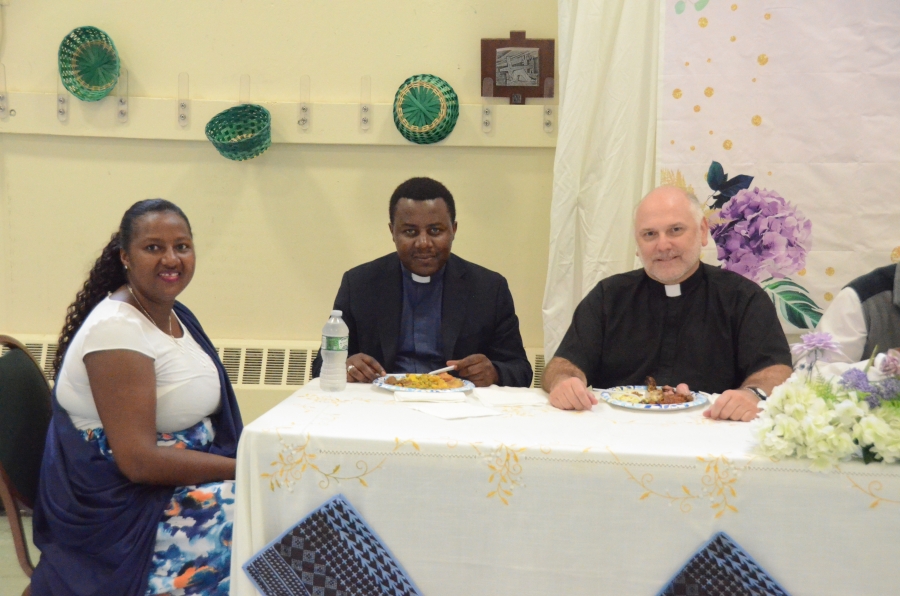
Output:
[373,373,475,394]
[596,378,709,411]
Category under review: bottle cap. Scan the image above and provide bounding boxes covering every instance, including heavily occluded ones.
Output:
[331,309,342,317]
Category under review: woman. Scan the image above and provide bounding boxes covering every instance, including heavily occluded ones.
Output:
[32,199,243,596]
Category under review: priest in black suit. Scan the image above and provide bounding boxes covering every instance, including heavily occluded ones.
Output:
[312,177,532,388]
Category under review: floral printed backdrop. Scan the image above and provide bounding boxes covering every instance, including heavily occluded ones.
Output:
[658,0,900,331]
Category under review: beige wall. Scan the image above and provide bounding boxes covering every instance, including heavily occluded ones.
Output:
[0,1,556,347]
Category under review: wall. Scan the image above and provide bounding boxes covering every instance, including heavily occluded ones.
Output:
[0,1,557,347]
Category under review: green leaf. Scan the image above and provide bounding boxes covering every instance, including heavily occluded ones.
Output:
[764,278,809,292]
[861,444,881,465]
[764,279,823,329]
[770,290,819,307]
[717,174,754,195]
[695,0,710,10]
[675,1,686,14]
[707,161,726,189]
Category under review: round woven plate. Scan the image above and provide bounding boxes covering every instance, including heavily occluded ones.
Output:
[393,74,459,145]
[205,104,272,161]
[58,26,120,102]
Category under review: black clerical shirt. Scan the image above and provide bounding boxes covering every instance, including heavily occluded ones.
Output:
[394,265,445,373]
[554,263,791,393]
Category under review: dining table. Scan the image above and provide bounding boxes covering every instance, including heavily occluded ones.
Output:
[230,378,900,595]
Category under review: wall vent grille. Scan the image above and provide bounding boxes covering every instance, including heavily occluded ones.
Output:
[241,349,263,385]
[286,349,308,386]
[221,348,242,385]
[533,353,546,389]
[264,349,286,385]
[3,336,545,389]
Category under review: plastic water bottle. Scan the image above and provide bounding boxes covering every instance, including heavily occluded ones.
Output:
[320,309,349,391]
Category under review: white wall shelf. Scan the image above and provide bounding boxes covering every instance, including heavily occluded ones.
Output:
[0,92,557,148]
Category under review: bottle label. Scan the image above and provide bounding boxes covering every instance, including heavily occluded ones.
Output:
[322,335,349,351]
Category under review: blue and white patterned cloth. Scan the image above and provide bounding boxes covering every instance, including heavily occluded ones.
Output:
[80,419,234,596]
[244,494,421,596]
[657,532,790,596]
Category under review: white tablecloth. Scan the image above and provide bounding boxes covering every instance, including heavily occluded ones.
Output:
[231,380,900,595]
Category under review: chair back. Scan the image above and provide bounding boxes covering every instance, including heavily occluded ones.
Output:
[0,336,53,508]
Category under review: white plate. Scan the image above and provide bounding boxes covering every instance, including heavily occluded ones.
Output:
[373,374,475,394]
[595,385,709,411]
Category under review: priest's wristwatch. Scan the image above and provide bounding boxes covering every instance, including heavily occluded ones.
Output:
[745,386,767,400]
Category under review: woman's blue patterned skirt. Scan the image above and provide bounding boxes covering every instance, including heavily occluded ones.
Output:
[81,419,234,596]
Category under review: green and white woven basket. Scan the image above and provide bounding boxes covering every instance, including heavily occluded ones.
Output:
[393,74,459,145]
[205,104,272,161]
[58,26,120,102]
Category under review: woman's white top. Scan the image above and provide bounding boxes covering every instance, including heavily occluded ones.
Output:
[56,297,222,433]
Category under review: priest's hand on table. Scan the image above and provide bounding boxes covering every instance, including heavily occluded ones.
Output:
[547,377,599,410]
[542,356,598,410]
[447,354,499,387]
[346,353,386,383]
[703,388,761,422]
[703,364,791,421]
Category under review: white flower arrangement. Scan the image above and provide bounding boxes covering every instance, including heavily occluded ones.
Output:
[755,377,866,471]
[854,403,900,464]
[755,337,900,470]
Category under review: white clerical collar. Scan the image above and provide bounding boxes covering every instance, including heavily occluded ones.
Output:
[664,284,682,297]
[411,273,431,284]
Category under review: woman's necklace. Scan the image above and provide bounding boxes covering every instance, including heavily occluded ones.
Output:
[127,284,173,337]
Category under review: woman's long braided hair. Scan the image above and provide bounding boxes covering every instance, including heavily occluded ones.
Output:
[53,199,192,376]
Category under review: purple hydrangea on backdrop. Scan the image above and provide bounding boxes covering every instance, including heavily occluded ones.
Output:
[710,187,812,283]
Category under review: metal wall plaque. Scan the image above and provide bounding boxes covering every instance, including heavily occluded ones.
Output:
[481,31,555,105]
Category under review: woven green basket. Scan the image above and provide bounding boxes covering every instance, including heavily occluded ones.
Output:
[58,26,120,102]
[393,74,459,145]
[205,104,272,161]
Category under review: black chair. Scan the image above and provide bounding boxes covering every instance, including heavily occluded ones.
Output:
[0,335,53,596]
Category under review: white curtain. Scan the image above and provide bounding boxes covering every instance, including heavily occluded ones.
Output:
[543,0,662,358]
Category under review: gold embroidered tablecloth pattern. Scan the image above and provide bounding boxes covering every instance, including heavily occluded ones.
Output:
[232,381,900,596]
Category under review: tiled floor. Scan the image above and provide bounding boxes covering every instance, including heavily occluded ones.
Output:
[0,513,37,596]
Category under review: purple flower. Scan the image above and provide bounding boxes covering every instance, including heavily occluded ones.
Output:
[840,368,874,394]
[710,187,812,283]
[790,332,842,358]
[879,349,900,376]
[841,366,900,409]
[873,377,900,403]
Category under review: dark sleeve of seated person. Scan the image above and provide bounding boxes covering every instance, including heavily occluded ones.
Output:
[701,278,793,421]
[447,272,533,388]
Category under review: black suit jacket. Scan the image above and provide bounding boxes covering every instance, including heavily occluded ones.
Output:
[312,253,532,387]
